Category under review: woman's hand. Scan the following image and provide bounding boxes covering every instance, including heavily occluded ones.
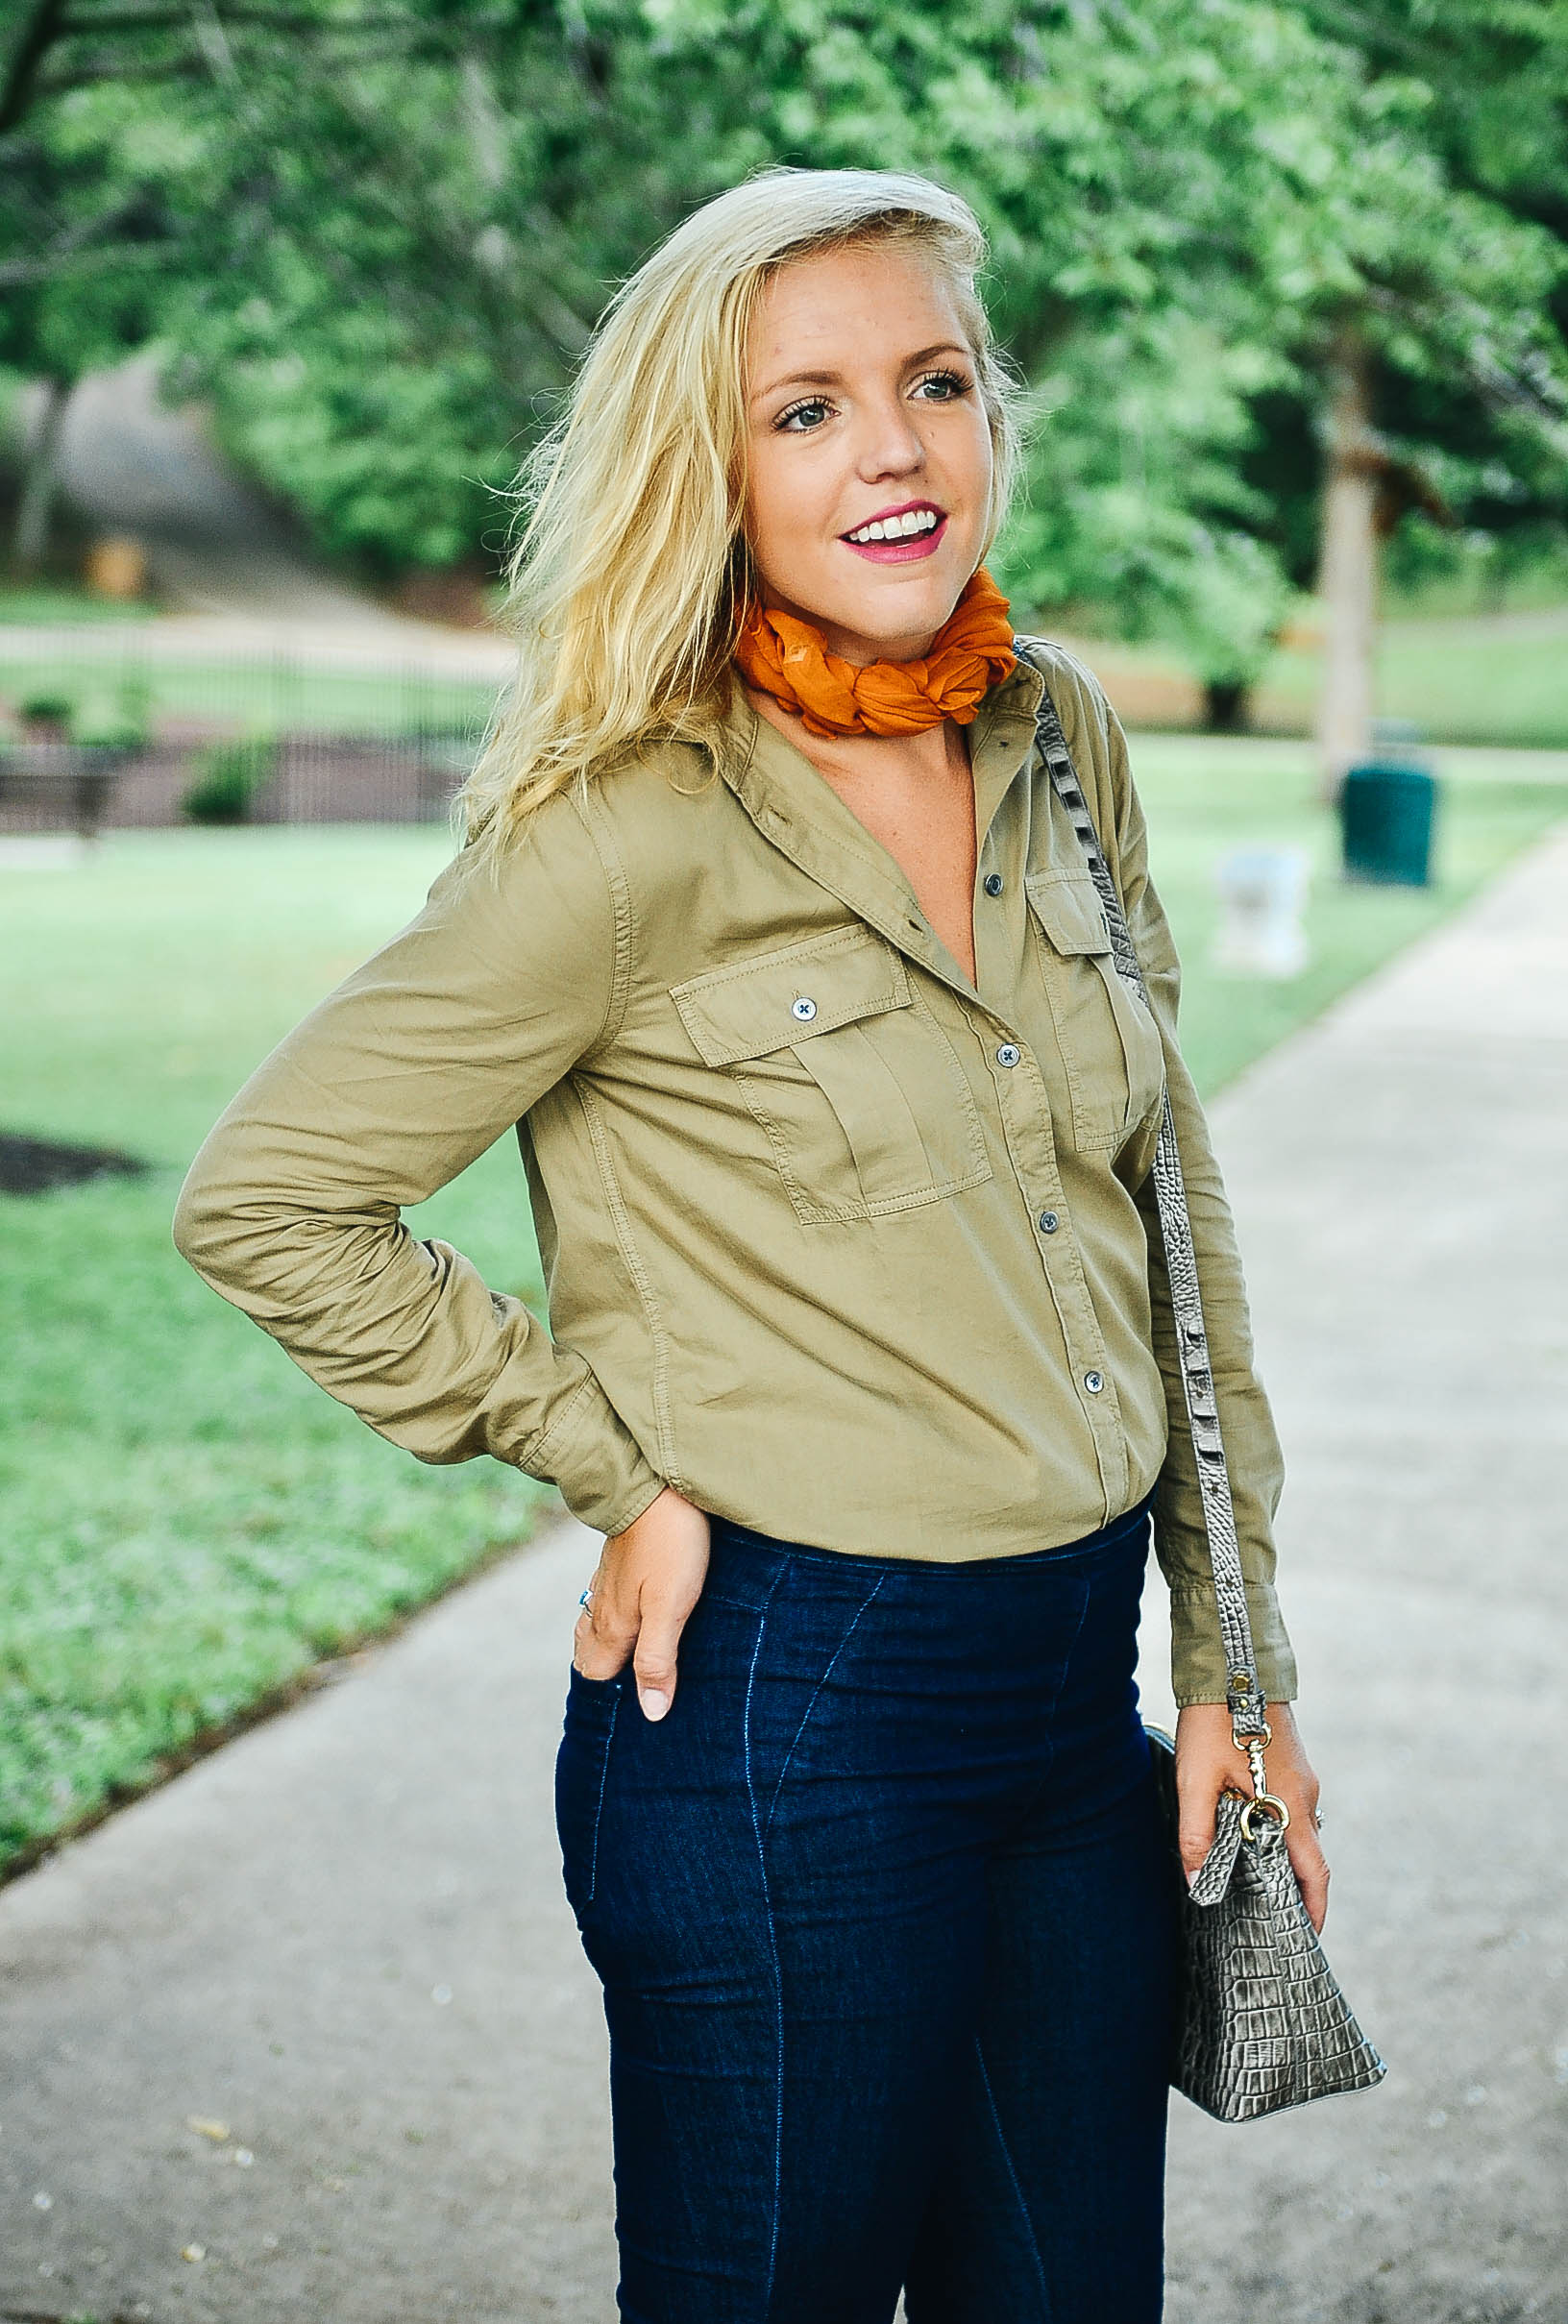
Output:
[1173,1700,1330,1932]
[574,1485,711,1722]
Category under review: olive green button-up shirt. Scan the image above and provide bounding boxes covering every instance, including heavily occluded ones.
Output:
[173,642,1296,1706]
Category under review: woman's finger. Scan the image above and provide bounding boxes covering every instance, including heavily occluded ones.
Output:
[630,1593,684,1722]
[575,1486,711,1712]
[1172,1701,1257,1882]
[1178,1780,1230,1882]
[573,1604,633,1679]
[1174,1703,1331,1929]
[573,1561,637,1679]
[1286,1820,1331,1935]
[629,1548,708,1721]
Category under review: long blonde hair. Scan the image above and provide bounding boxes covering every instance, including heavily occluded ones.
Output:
[456,168,1020,846]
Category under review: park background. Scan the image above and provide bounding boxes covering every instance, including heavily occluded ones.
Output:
[2,3,1567,2320]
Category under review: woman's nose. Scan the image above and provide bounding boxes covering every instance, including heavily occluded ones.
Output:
[854,403,925,481]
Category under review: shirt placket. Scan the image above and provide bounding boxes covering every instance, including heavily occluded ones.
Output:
[729,696,1134,1523]
[970,769,1131,1520]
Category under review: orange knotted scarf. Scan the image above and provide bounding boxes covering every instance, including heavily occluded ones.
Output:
[735,569,1017,739]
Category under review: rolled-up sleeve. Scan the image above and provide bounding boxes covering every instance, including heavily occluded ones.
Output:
[1065,670,1298,1706]
[172,795,666,1539]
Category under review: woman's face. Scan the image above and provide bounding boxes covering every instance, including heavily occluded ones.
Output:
[742,241,995,667]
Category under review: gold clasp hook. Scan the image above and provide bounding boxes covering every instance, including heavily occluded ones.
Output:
[1233,1718,1291,1839]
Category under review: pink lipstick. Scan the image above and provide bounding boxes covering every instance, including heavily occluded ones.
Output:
[839,500,948,564]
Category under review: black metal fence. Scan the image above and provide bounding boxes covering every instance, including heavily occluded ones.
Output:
[0,731,475,833]
[0,626,504,832]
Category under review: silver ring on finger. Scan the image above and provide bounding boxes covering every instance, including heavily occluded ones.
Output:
[578,1588,595,1611]
[1312,1807,1324,1829]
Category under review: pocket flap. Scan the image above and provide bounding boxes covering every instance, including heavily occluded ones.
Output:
[672,927,911,1066]
[1024,869,1113,958]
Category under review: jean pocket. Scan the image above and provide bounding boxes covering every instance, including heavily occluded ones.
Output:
[555,1664,623,1920]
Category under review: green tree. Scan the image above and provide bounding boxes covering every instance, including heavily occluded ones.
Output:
[1240,2,1568,754]
[7,0,1563,722]
[0,3,172,563]
[0,0,447,566]
[1296,0,1568,572]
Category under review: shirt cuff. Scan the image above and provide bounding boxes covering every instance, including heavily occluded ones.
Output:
[523,1371,668,1539]
[1167,1581,1299,1708]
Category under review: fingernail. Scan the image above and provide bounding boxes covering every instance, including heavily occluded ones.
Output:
[640,1689,671,1723]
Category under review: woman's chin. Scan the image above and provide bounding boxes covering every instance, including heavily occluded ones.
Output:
[811,567,976,663]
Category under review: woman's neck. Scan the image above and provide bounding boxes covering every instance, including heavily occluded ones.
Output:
[745,688,980,986]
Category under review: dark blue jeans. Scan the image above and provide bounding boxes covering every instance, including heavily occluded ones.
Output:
[555,1494,1177,2323]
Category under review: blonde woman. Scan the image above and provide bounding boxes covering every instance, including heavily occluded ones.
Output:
[175,168,1328,2322]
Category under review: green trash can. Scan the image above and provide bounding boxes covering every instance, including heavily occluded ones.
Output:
[1339,760,1436,887]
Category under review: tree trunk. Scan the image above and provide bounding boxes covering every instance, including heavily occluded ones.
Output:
[0,0,71,136]
[1315,329,1379,799]
[1204,677,1251,733]
[12,374,70,573]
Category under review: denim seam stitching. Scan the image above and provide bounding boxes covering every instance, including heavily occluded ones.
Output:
[762,1573,886,1845]
[583,1685,620,1908]
[975,2039,1052,2318]
[743,1562,789,2315]
[1008,1567,1097,1843]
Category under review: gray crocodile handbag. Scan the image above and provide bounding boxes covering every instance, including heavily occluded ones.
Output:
[1026,658,1387,2122]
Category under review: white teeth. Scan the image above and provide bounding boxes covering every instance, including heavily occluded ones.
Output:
[847,508,939,544]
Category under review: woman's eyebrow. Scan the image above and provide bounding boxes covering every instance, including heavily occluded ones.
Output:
[752,367,842,403]
[901,341,971,370]
[750,341,973,408]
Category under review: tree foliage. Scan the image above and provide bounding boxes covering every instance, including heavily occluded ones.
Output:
[1295,0,1568,568]
[3,0,1565,671]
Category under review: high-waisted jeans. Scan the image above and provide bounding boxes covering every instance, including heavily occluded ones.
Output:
[554,1493,1178,2324]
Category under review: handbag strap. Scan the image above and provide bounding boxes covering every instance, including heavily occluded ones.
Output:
[1019,648,1271,1755]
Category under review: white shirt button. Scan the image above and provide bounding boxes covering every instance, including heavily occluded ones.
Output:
[792,996,817,1021]
[1084,1370,1105,1395]
[996,1042,1021,1068]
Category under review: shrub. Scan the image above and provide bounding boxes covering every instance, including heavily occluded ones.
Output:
[18,690,74,726]
[182,734,278,824]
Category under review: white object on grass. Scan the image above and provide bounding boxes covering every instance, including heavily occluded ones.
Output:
[1212,847,1311,979]
[0,834,92,869]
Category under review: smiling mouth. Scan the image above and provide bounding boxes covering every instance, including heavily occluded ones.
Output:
[839,502,949,564]
[842,503,944,546]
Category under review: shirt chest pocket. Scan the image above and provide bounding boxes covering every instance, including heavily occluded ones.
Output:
[671,927,992,1225]
[1024,869,1166,1153]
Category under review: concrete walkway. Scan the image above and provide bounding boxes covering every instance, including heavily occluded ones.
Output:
[4,826,1566,2323]
[32,356,433,628]
[10,355,514,667]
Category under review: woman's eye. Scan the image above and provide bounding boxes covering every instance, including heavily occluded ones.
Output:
[913,369,971,402]
[775,398,832,432]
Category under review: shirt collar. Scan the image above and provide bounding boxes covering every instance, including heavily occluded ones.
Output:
[970,650,1046,846]
[711,656,1045,1003]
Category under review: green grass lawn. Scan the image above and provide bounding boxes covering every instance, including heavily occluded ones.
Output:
[0,831,555,1874]
[1130,738,1568,1089]
[0,641,496,741]
[0,585,159,626]
[1045,603,1568,749]
[3,592,1567,746]
[1257,606,1568,750]
[2,750,1564,1874]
